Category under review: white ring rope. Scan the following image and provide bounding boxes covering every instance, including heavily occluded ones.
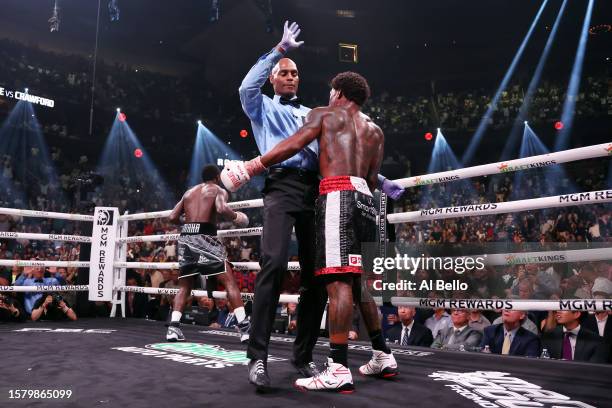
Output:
[112,261,302,270]
[390,297,612,312]
[0,231,92,243]
[3,247,607,272]
[388,189,612,224]
[0,260,90,268]
[118,199,266,222]
[115,286,300,304]
[395,142,612,188]
[0,285,90,292]
[0,207,94,221]
[117,227,264,244]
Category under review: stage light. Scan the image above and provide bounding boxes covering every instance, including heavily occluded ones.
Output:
[240,129,248,138]
[424,132,433,141]
[116,108,121,112]
[554,121,564,130]
[500,0,567,161]
[197,120,202,125]
[108,0,120,22]
[524,121,528,125]
[462,0,549,165]
[210,0,220,22]
[556,0,595,150]
[97,117,175,210]
[24,88,29,93]
[49,0,60,32]
[187,122,241,188]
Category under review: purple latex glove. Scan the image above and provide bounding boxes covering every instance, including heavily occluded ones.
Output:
[378,174,405,200]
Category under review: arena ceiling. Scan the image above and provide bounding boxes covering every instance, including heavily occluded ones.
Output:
[0,0,610,95]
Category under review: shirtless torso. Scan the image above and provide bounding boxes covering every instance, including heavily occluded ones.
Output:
[260,105,384,191]
[169,182,234,224]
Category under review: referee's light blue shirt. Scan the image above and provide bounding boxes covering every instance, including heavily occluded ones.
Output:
[239,49,318,172]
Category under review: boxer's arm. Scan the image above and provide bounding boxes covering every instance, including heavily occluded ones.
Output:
[366,127,385,192]
[215,188,237,221]
[168,196,184,224]
[260,108,325,168]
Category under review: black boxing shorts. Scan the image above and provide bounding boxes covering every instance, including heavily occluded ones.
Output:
[315,176,378,277]
[177,222,228,278]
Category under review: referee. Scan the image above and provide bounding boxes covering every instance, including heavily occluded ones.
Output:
[239,21,404,390]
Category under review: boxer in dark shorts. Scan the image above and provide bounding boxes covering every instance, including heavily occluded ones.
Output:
[166,165,251,343]
[222,72,398,392]
[178,222,227,279]
[315,176,377,278]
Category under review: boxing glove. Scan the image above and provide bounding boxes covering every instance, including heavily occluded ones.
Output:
[233,211,249,228]
[220,157,266,192]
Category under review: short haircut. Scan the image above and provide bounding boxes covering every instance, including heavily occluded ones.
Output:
[330,71,371,106]
[201,165,220,182]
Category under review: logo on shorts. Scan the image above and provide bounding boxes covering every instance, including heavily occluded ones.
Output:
[97,210,114,226]
[348,254,362,267]
[198,254,210,263]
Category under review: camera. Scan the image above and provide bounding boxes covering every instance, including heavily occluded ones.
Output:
[52,294,63,305]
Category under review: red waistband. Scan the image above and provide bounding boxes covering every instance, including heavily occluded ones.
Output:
[319,176,364,195]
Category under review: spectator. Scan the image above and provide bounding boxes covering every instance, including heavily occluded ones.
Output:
[124,272,148,318]
[30,293,77,321]
[274,301,299,335]
[541,311,609,363]
[468,310,491,332]
[13,264,63,314]
[480,310,541,357]
[492,313,539,336]
[425,307,451,338]
[386,306,433,347]
[0,293,26,322]
[209,298,234,329]
[581,278,612,360]
[431,309,483,351]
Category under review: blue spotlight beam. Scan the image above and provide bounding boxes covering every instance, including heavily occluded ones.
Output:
[555,0,595,151]
[462,0,549,166]
[512,123,575,199]
[96,113,176,209]
[421,129,477,208]
[187,122,241,188]
[500,0,568,160]
[0,100,65,207]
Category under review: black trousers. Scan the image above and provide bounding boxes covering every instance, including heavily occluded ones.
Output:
[247,169,328,363]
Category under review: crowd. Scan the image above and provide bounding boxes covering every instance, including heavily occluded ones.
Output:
[1,38,611,143]
[361,77,612,133]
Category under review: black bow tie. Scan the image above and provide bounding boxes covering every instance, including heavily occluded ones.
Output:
[279,97,302,108]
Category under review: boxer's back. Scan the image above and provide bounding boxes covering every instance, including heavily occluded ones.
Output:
[319,107,383,186]
[182,183,221,223]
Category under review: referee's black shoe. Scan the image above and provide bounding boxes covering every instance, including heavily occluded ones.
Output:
[292,360,320,377]
[248,359,271,392]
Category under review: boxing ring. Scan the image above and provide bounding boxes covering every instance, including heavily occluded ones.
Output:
[0,142,611,405]
[1,319,610,407]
